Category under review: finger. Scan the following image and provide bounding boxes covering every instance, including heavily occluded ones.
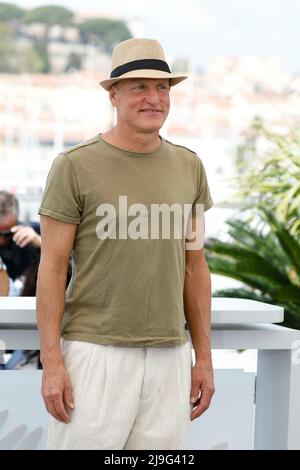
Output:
[12,226,31,235]
[12,228,27,238]
[14,234,31,247]
[63,383,75,410]
[52,397,71,423]
[44,399,65,423]
[190,383,201,405]
[191,399,210,419]
[12,231,25,243]
[191,393,213,420]
[19,236,32,247]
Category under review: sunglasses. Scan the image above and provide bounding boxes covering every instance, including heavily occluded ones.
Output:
[0,230,13,237]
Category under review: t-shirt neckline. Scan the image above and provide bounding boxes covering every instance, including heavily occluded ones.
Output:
[98,133,164,157]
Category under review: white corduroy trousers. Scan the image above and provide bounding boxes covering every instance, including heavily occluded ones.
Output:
[47,337,193,450]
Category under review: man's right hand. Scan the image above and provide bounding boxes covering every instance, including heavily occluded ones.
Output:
[42,364,75,423]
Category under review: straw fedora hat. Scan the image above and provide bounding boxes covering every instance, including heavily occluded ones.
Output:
[99,38,188,91]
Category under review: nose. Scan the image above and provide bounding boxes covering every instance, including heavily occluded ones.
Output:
[143,88,161,105]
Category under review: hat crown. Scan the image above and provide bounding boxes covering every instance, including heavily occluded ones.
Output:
[111,38,166,71]
[99,37,187,91]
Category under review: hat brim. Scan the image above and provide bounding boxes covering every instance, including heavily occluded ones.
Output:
[99,69,188,91]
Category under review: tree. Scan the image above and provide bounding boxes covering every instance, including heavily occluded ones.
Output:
[78,18,132,52]
[65,52,82,72]
[0,22,17,72]
[205,122,300,329]
[19,44,46,73]
[232,118,300,237]
[24,5,74,26]
[23,6,74,74]
[0,2,24,21]
[32,38,50,73]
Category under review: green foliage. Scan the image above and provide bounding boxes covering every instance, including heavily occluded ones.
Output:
[206,122,300,329]
[0,2,24,21]
[0,21,45,73]
[0,22,17,72]
[229,119,300,237]
[19,44,46,73]
[32,38,50,73]
[0,4,132,73]
[65,52,82,72]
[24,5,74,26]
[78,18,132,52]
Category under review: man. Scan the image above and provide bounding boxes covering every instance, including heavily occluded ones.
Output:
[37,38,215,450]
[0,190,41,290]
[0,190,41,368]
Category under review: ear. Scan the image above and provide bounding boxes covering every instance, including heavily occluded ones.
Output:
[109,84,118,107]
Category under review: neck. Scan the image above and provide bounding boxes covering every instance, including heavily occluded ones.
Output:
[101,125,162,153]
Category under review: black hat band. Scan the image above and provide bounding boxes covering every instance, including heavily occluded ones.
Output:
[110,59,171,78]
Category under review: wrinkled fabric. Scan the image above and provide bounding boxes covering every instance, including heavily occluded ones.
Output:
[39,134,213,347]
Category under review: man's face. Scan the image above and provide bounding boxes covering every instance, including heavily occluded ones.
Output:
[109,78,170,133]
[0,212,17,247]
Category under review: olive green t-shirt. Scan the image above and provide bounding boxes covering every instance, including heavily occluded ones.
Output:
[38,134,214,347]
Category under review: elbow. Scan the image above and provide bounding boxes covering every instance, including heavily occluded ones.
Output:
[37,256,69,281]
[185,258,209,277]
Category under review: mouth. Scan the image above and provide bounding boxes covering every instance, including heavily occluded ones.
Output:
[139,109,163,114]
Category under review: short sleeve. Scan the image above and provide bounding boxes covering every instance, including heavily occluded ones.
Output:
[192,156,214,216]
[38,153,82,224]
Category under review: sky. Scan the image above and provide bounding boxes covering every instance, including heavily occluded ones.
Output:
[8,0,300,73]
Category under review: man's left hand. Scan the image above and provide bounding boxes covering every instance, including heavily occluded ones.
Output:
[10,225,41,248]
[190,361,215,421]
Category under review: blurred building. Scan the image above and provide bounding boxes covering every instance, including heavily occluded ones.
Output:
[1,53,300,222]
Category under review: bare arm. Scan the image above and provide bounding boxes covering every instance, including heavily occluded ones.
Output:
[184,215,215,421]
[36,214,77,422]
[184,246,212,362]
[0,269,9,296]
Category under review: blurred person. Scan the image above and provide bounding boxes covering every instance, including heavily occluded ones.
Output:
[0,190,41,369]
[0,251,40,369]
[0,191,41,282]
[0,254,26,296]
[37,38,215,450]
[0,251,72,370]
[0,256,9,295]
